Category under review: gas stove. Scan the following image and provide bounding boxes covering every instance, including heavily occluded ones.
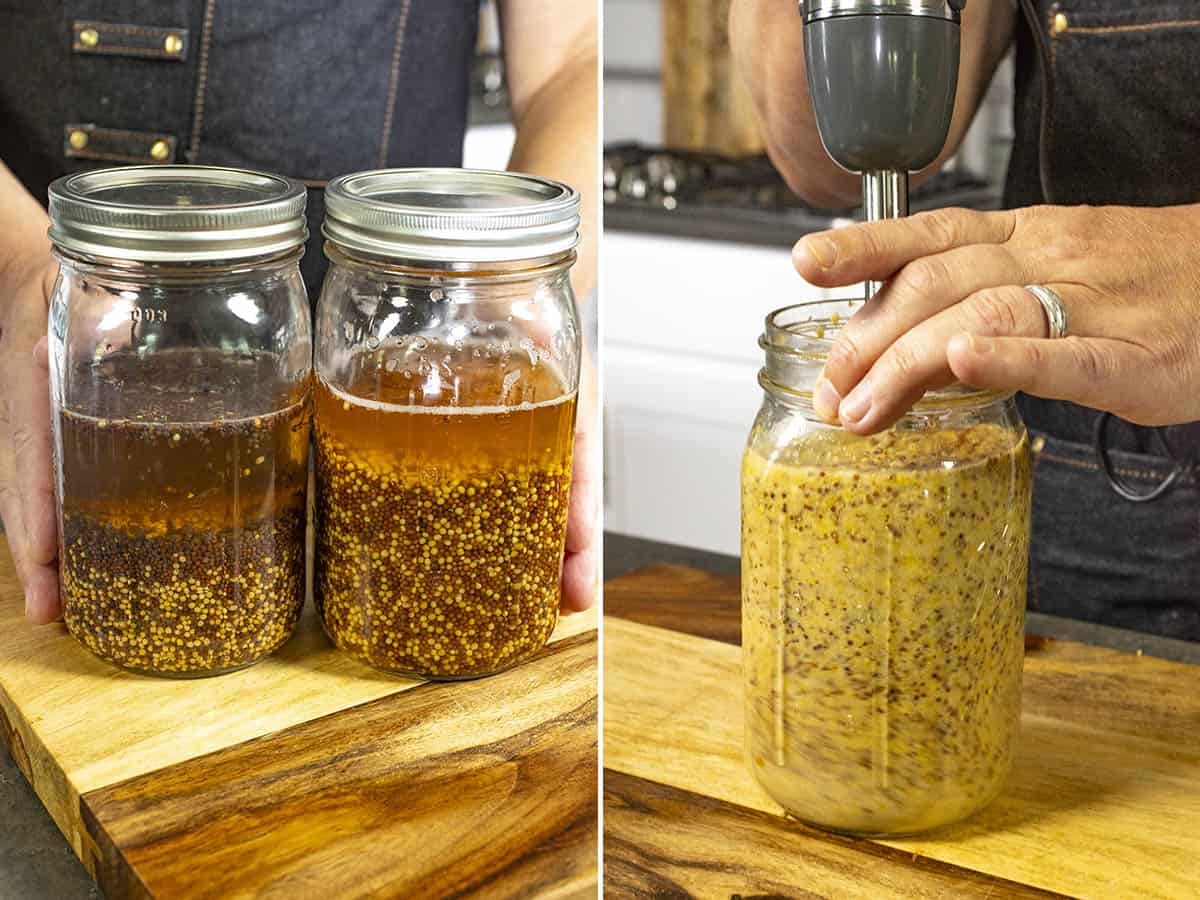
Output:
[603,143,1000,246]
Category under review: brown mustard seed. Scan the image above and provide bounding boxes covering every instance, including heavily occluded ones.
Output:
[313,361,576,679]
[58,395,310,677]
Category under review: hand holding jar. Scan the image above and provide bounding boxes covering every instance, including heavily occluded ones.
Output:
[0,163,59,624]
[0,269,58,624]
[792,204,1200,434]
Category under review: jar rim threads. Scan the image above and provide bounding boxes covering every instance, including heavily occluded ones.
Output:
[760,296,1011,411]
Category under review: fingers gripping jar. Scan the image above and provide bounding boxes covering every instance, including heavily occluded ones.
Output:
[48,166,312,677]
[315,169,581,679]
[741,299,1032,836]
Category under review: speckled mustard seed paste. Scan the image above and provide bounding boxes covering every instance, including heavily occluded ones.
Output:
[313,362,576,678]
[58,396,310,676]
[742,424,1031,835]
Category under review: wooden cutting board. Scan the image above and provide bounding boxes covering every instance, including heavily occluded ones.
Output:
[0,541,597,899]
[604,564,1200,900]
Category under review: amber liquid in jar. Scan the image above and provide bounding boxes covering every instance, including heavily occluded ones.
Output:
[314,351,576,678]
[57,352,310,677]
[741,424,1031,835]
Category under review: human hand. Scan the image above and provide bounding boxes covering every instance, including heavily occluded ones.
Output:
[0,258,59,622]
[561,354,598,614]
[793,204,1200,434]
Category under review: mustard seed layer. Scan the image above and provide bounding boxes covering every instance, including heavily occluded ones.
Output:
[313,367,576,679]
[61,507,304,675]
[742,424,1031,835]
[58,399,310,676]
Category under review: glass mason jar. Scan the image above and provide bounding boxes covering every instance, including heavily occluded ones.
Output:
[741,298,1032,836]
[314,168,581,679]
[47,166,312,677]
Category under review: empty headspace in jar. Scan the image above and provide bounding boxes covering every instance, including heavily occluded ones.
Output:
[62,348,309,424]
[760,297,1015,434]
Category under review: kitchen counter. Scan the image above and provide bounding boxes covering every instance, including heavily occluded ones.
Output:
[603,531,1200,897]
[0,744,97,900]
[603,203,849,249]
[603,164,1000,250]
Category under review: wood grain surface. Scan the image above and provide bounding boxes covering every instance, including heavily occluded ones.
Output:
[604,565,1200,900]
[604,770,1066,899]
[661,0,765,155]
[604,564,741,645]
[0,541,598,897]
[82,631,597,900]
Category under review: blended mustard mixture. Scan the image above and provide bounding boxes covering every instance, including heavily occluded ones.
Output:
[741,424,1031,835]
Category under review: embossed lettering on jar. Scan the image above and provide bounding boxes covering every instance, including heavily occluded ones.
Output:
[741,298,1032,836]
[47,166,313,677]
[314,169,582,679]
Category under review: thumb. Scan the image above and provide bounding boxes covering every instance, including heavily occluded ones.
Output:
[14,343,56,569]
[947,332,1153,421]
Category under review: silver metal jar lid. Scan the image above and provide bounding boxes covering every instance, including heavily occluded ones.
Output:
[322,168,581,264]
[48,165,308,263]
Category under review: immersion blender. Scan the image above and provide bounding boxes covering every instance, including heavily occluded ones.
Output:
[800,0,966,297]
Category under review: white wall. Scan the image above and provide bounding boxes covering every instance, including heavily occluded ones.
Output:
[603,231,845,555]
[603,0,663,145]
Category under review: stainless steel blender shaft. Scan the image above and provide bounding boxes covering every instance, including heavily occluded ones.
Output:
[801,2,963,302]
[862,169,909,299]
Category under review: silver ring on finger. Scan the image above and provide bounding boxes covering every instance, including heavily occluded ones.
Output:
[1024,284,1069,339]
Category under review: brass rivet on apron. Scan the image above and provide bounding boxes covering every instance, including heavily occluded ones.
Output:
[68,130,89,151]
[79,28,99,48]
[1053,12,1069,34]
[1032,435,1046,454]
[149,140,171,162]
[163,33,183,55]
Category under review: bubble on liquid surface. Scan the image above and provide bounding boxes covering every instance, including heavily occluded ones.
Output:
[501,369,522,401]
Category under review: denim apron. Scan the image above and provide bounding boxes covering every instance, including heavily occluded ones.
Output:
[1007,2,1200,639]
[0,0,480,294]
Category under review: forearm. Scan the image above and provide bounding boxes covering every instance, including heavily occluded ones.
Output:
[506,50,598,300]
[729,0,1016,207]
[0,162,52,290]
